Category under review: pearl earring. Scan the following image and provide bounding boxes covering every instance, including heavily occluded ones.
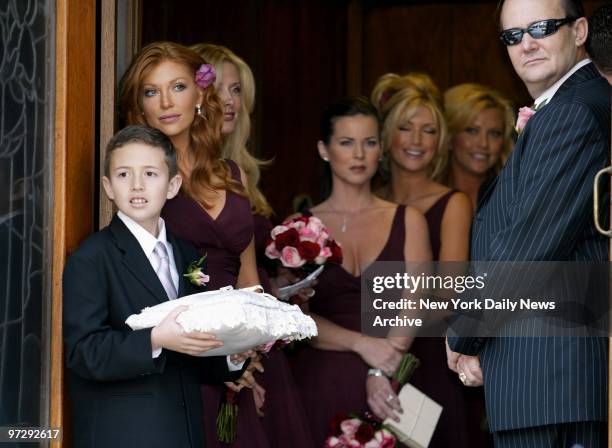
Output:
[196,104,202,116]
[323,157,329,162]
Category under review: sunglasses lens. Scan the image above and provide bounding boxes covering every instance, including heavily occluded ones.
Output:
[500,29,523,45]
[527,20,552,39]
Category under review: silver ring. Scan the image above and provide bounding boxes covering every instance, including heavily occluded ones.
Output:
[306,290,315,298]
[386,393,394,402]
[458,372,467,384]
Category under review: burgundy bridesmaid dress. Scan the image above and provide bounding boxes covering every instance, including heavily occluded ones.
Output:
[290,205,407,446]
[162,160,270,448]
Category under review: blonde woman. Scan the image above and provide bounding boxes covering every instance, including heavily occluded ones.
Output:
[371,73,471,261]
[191,43,314,447]
[370,73,477,448]
[440,83,514,210]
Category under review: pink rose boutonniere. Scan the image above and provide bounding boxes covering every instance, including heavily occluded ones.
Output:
[515,106,536,134]
[183,255,209,287]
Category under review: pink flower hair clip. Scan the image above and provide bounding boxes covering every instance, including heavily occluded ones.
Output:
[195,64,216,89]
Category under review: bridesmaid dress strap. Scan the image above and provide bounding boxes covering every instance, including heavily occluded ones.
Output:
[425,189,459,220]
[380,205,406,260]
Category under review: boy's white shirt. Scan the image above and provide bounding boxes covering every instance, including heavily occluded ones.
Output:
[117,211,179,291]
[117,211,243,370]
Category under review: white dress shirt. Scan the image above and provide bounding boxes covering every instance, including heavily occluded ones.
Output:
[117,212,243,370]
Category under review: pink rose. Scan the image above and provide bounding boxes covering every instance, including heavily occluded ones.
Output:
[306,216,325,234]
[373,429,396,448]
[515,106,536,133]
[315,246,332,264]
[194,272,210,286]
[280,246,305,268]
[298,225,318,242]
[316,228,331,246]
[340,418,361,438]
[289,220,306,231]
[265,242,281,259]
[325,436,341,448]
[324,435,359,448]
[195,64,216,89]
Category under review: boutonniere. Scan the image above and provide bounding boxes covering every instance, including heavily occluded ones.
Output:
[515,106,536,134]
[183,254,209,287]
[515,100,548,134]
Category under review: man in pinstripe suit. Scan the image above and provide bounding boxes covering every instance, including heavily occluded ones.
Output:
[447,0,610,446]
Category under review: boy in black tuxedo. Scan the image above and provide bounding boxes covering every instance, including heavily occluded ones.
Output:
[63,125,246,448]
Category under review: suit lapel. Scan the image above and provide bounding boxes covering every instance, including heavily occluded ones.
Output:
[168,232,188,297]
[109,215,169,304]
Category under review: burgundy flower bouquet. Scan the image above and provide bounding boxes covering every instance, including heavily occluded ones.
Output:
[265,216,342,303]
[325,412,396,448]
[265,215,342,269]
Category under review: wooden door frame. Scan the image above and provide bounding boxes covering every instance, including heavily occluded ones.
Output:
[99,0,142,229]
[51,0,96,445]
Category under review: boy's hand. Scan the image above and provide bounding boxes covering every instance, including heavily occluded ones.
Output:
[151,306,223,356]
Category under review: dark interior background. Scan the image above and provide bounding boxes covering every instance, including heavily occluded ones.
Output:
[141,0,605,219]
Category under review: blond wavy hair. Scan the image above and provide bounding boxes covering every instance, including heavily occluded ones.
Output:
[371,72,447,180]
[439,83,514,184]
[119,41,246,209]
[191,43,273,218]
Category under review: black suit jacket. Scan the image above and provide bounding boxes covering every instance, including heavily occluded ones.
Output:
[63,215,242,448]
[448,63,610,431]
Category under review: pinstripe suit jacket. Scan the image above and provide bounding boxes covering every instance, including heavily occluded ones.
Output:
[448,63,610,432]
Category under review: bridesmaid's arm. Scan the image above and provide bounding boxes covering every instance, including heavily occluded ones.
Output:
[310,313,402,376]
[438,192,471,262]
[236,237,261,289]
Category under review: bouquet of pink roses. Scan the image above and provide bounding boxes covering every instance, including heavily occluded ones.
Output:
[265,215,342,270]
[325,412,396,448]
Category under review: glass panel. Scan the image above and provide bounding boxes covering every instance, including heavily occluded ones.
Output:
[0,0,54,433]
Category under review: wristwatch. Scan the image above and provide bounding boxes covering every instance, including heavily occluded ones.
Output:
[367,368,386,377]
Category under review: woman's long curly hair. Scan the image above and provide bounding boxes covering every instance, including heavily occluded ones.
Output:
[119,41,246,208]
[191,43,273,217]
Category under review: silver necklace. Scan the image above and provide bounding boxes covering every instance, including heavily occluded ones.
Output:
[327,200,374,233]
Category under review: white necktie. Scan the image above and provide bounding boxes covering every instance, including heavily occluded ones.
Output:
[154,242,177,300]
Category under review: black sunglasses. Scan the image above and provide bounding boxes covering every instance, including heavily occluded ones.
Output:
[499,17,577,46]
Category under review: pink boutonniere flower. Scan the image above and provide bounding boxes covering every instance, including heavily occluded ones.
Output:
[515,106,536,134]
[183,255,209,287]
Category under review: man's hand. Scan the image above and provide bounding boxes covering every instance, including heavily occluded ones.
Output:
[445,337,461,373]
[456,354,483,387]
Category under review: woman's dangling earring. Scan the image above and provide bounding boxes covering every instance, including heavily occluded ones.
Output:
[196,104,202,116]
